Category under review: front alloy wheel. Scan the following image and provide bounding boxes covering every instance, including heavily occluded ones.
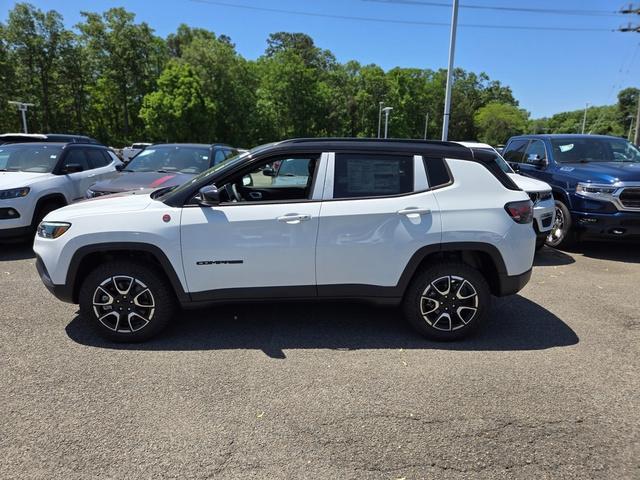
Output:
[79,261,175,342]
[92,276,156,333]
[545,201,573,248]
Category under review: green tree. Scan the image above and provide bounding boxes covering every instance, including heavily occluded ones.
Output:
[77,8,167,143]
[475,102,528,145]
[140,62,212,142]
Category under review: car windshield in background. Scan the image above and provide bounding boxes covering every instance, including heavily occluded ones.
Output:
[125,146,211,174]
[0,144,63,173]
[551,137,640,163]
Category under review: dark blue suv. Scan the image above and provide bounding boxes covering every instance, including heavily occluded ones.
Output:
[502,134,640,247]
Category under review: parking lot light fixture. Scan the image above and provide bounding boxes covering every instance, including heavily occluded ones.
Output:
[383,106,393,139]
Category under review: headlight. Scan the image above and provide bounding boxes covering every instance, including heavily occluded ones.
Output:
[576,182,618,201]
[0,187,30,199]
[37,221,71,239]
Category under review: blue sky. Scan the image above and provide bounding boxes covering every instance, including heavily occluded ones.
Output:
[2,0,637,118]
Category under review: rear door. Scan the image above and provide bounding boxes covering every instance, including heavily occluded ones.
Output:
[58,147,93,201]
[519,139,551,183]
[86,148,118,183]
[315,151,441,296]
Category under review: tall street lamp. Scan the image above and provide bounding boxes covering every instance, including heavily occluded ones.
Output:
[377,101,384,138]
[382,106,393,139]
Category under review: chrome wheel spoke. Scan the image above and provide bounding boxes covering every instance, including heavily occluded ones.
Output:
[112,276,134,295]
[431,276,451,296]
[420,297,440,315]
[456,306,477,324]
[455,279,477,300]
[97,311,120,331]
[127,312,150,332]
[93,286,114,306]
[133,288,155,308]
[432,312,452,331]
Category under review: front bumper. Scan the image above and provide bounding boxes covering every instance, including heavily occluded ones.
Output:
[533,198,555,233]
[572,210,640,239]
[35,255,74,303]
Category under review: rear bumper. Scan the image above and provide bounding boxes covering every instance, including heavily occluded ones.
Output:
[35,255,74,303]
[572,210,640,239]
[496,268,532,297]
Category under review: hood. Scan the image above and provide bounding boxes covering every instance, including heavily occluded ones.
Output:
[0,171,51,189]
[46,191,154,222]
[556,162,640,184]
[507,173,551,193]
[90,171,195,193]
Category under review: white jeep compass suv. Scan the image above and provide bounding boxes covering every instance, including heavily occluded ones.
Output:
[34,139,535,342]
[0,142,121,239]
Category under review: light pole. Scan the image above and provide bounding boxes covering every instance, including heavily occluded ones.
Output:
[382,106,393,139]
[8,101,35,133]
[634,94,640,145]
[377,101,384,138]
[424,113,429,140]
[441,0,459,141]
[581,102,589,134]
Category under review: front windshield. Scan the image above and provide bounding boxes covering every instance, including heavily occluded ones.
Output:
[125,146,212,174]
[156,144,273,202]
[0,144,63,173]
[551,137,640,163]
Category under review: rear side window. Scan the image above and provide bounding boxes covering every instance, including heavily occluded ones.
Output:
[334,153,413,199]
[86,149,109,168]
[503,139,528,163]
[423,157,451,187]
[524,140,547,161]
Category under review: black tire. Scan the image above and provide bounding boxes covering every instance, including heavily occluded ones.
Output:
[545,200,575,249]
[79,261,176,342]
[31,201,64,234]
[535,235,546,251]
[403,262,490,341]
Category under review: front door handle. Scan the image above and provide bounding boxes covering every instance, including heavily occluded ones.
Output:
[397,207,431,217]
[277,214,311,224]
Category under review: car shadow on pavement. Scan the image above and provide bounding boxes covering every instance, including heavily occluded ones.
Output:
[562,241,640,264]
[533,246,575,267]
[0,241,35,261]
[66,295,578,358]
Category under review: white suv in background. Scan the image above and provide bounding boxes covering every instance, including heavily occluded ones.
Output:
[0,142,121,239]
[34,139,535,342]
[456,142,555,250]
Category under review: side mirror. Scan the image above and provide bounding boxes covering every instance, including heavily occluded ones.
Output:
[63,163,83,174]
[262,167,276,177]
[197,185,220,206]
[527,154,547,167]
[115,163,125,171]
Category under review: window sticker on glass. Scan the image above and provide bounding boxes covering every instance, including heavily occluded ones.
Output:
[559,144,574,153]
[50,154,58,158]
[346,159,401,194]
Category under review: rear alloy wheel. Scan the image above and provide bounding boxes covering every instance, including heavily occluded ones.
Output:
[79,261,175,342]
[545,201,574,249]
[403,262,490,341]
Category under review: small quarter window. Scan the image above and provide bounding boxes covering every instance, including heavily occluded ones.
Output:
[334,154,413,199]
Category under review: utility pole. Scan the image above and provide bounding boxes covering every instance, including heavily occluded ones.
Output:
[382,107,393,138]
[377,101,384,138]
[619,4,640,32]
[581,103,590,134]
[441,0,459,141]
[635,94,640,145]
[8,101,34,133]
[424,113,429,140]
[628,116,634,141]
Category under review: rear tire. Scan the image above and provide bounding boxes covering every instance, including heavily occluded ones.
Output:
[403,262,490,341]
[79,261,176,342]
[545,201,575,249]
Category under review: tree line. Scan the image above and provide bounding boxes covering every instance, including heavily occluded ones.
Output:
[0,3,637,147]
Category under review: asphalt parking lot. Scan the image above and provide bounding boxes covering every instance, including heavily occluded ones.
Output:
[0,242,638,479]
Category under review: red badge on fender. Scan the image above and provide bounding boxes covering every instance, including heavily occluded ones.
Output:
[162,214,171,223]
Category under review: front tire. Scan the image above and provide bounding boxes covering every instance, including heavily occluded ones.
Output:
[545,201,574,249]
[403,262,490,341]
[79,261,176,342]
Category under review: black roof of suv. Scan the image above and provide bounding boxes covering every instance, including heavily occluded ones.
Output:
[0,133,101,145]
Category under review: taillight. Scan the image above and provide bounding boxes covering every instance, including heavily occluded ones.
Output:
[504,200,533,224]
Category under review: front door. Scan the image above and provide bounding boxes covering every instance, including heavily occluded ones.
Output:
[180,152,326,299]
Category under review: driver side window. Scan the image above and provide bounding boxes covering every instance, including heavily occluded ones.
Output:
[218,155,319,203]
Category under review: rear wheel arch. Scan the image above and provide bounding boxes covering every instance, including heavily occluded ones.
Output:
[399,243,506,297]
[67,243,188,304]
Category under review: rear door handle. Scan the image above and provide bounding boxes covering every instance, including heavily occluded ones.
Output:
[277,214,311,224]
[397,207,431,217]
